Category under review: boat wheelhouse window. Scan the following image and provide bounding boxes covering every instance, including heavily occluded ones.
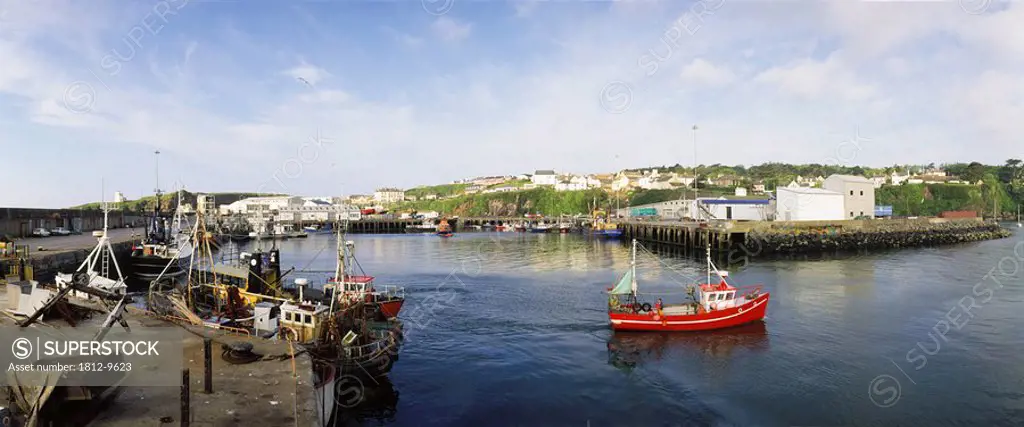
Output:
[303,314,312,324]
[727,292,735,300]
[284,312,292,322]
[717,293,725,301]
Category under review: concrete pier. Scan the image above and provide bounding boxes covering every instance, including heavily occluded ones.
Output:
[0,228,140,283]
[621,217,1012,258]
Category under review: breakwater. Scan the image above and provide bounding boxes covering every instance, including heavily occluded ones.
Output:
[744,218,1011,254]
[622,218,1013,258]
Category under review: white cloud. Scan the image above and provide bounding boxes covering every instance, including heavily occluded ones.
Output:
[514,0,540,18]
[753,52,877,101]
[1,1,1023,207]
[431,17,472,42]
[679,58,735,87]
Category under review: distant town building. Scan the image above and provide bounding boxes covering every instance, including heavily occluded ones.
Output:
[752,183,766,193]
[483,185,518,194]
[347,194,373,206]
[823,174,875,219]
[555,178,587,191]
[470,176,509,186]
[697,197,773,221]
[869,176,887,188]
[222,196,304,214]
[611,174,631,192]
[531,170,558,186]
[890,171,909,185]
[374,188,405,204]
[775,187,845,221]
[113,191,126,203]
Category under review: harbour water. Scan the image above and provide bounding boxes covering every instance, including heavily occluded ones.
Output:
[239,228,1023,426]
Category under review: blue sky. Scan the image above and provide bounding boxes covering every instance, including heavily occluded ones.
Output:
[1,0,1021,207]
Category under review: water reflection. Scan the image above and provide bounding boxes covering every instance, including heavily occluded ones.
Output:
[607,322,770,371]
[332,376,400,426]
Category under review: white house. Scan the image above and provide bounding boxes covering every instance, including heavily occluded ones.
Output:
[223,196,304,214]
[669,174,695,187]
[822,174,875,219]
[697,198,773,221]
[775,187,845,221]
[555,179,588,191]
[890,171,909,185]
[484,185,518,193]
[611,175,631,192]
[374,188,405,204]
[531,170,558,186]
[870,176,887,188]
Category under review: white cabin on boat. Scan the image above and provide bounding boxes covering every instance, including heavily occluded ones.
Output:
[699,271,739,311]
[279,301,329,343]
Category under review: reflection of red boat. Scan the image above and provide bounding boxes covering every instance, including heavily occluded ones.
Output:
[607,240,769,332]
[607,322,768,369]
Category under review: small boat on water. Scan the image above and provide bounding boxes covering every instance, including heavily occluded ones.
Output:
[437,219,453,237]
[304,224,333,234]
[591,209,622,238]
[530,222,553,233]
[607,240,770,332]
[558,222,572,233]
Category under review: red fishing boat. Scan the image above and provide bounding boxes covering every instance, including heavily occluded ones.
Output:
[324,232,405,320]
[607,240,769,332]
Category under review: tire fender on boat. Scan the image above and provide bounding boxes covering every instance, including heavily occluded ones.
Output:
[641,303,652,312]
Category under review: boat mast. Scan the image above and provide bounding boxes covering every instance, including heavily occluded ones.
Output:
[706,241,711,286]
[630,238,637,297]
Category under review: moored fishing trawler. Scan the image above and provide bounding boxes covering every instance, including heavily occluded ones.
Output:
[591,209,622,238]
[131,190,190,284]
[322,227,406,321]
[607,240,769,332]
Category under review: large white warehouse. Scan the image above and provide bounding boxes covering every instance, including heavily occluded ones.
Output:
[775,187,845,221]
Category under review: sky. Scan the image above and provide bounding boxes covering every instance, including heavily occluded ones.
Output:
[0,0,1021,208]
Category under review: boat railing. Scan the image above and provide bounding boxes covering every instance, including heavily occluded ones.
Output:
[736,285,765,300]
[377,285,405,298]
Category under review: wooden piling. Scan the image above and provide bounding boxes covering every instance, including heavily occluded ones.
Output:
[203,338,213,394]
[181,369,190,427]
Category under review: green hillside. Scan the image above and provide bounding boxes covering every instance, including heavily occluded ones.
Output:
[397,188,612,216]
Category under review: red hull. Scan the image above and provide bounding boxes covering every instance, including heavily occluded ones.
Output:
[609,293,769,332]
[377,299,404,319]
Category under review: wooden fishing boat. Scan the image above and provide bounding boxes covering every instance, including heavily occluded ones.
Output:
[607,240,769,332]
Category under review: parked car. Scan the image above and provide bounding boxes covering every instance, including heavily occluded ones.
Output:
[50,227,71,236]
[31,228,51,237]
